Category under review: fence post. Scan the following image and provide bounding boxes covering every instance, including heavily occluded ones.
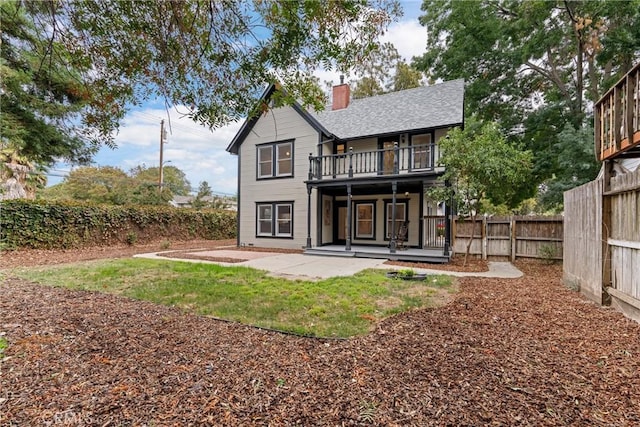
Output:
[481,215,487,260]
[602,161,613,305]
[510,216,517,262]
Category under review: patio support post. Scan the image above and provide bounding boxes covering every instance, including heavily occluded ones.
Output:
[346,184,352,251]
[390,181,397,253]
[443,180,452,255]
[308,153,313,180]
[306,185,312,249]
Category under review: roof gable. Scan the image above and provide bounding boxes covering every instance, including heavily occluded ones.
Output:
[225,84,331,154]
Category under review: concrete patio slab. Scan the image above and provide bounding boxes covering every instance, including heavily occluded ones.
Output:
[134,250,523,280]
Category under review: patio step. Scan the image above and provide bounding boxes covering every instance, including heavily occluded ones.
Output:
[304,246,451,263]
[303,248,356,257]
[386,253,451,263]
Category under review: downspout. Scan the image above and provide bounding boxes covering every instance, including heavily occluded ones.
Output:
[236,152,241,247]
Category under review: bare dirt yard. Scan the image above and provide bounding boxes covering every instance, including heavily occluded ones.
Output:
[1,242,639,426]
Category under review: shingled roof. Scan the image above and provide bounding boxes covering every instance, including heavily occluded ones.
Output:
[226,79,464,154]
[311,78,464,140]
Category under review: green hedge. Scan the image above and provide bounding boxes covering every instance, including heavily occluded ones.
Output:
[0,200,237,249]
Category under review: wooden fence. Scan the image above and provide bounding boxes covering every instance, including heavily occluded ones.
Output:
[563,179,604,303]
[452,215,564,261]
[564,165,640,321]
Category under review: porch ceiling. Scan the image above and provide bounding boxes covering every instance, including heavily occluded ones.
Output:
[306,173,442,195]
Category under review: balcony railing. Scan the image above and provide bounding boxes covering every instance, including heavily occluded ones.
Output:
[595,62,640,161]
[308,143,438,180]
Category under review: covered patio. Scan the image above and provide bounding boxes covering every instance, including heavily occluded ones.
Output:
[304,244,450,263]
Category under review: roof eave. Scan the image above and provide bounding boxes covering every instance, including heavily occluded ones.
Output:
[334,120,464,142]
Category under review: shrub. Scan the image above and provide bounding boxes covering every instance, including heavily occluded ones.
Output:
[538,243,559,264]
[0,200,237,249]
[126,232,137,245]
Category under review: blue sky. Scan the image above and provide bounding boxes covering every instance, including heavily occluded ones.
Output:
[48,1,427,195]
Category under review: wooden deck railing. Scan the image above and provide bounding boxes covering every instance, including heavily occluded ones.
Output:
[595,62,640,161]
[308,143,438,180]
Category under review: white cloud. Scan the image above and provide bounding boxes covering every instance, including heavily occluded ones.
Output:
[45,103,239,194]
[82,106,242,195]
[382,20,428,62]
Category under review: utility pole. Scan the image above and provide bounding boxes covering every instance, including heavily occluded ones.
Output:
[158,119,167,191]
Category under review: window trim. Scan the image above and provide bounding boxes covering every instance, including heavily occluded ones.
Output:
[353,201,376,240]
[383,200,408,241]
[256,140,294,180]
[255,201,294,239]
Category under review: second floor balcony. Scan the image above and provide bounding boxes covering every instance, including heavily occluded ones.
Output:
[308,142,440,181]
[595,62,640,161]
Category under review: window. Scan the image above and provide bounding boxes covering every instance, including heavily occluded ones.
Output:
[275,204,291,236]
[355,202,374,239]
[258,146,273,178]
[257,141,293,178]
[411,134,432,170]
[256,202,293,238]
[385,201,407,239]
[257,204,273,236]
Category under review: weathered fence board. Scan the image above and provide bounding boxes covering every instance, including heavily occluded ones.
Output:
[453,215,564,261]
[564,165,640,321]
[563,179,604,304]
[608,167,640,314]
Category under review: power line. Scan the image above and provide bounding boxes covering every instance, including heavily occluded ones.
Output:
[133,111,220,139]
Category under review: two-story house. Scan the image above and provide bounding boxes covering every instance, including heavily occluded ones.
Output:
[226,78,464,262]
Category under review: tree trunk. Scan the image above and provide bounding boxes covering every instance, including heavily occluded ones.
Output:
[463,213,477,267]
[0,163,31,200]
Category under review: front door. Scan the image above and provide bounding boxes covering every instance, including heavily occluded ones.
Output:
[334,201,348,244]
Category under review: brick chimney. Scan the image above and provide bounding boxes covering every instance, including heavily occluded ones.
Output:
[332,75,350,111]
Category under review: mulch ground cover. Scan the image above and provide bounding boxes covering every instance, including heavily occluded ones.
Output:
[1,248,639,425]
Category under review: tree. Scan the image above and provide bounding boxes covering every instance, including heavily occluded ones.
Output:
[537,123,601,211]
[349,42,423,98]
[1,2,97,195]
[40,164,192,205]
[192,181,213,210]
[392,62,423,92]
[415,0,640,206]
[428,120,532,265]
[63,166,131,205]
[11,0,399,148]
[130,166,191,196]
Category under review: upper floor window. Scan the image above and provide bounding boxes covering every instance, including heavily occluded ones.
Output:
[257,141,293,179]
[411,134,433,170]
